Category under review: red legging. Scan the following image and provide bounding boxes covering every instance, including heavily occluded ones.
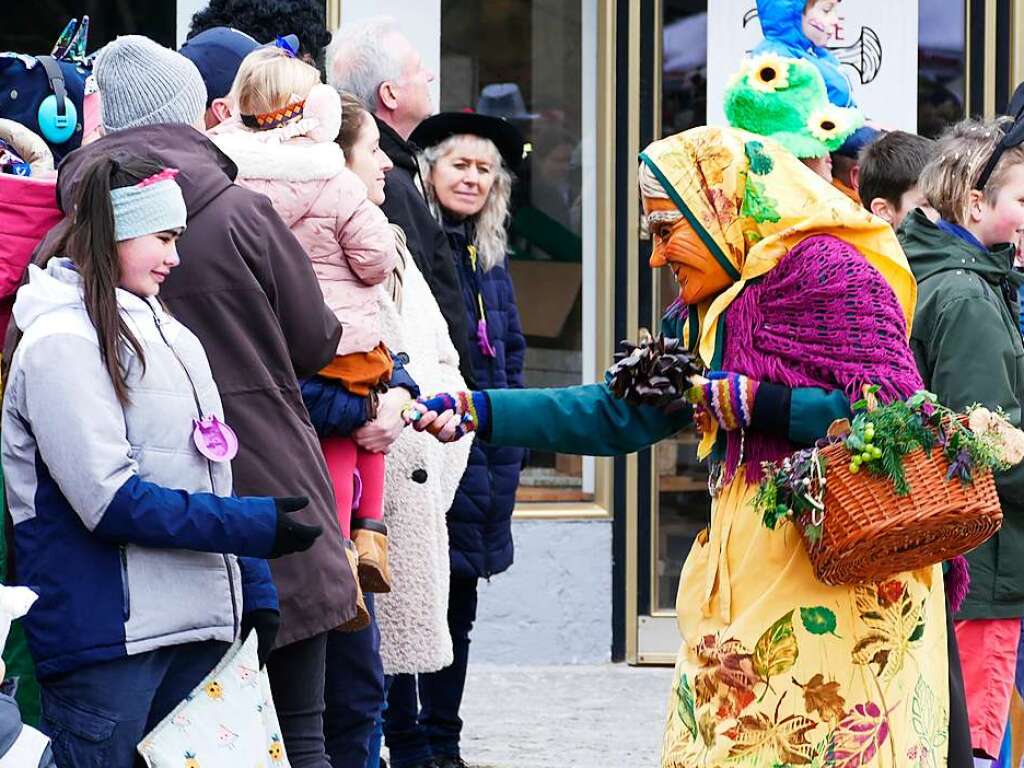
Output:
[319,436,385,538]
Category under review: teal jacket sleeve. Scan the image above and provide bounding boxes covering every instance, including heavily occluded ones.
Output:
[750,381,851,446]
[486,383,693,456]
[789,387,852,445]
[485,381,850,456]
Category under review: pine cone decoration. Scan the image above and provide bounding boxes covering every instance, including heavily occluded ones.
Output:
[607,335,702,414]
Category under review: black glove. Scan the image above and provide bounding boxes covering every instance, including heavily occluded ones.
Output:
[241,608,280,668]
[270,497,322,557]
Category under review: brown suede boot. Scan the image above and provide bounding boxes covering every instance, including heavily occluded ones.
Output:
[337,541,370,632]
[351,519,391,593]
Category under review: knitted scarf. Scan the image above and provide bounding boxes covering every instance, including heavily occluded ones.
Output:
[721,233,923,482]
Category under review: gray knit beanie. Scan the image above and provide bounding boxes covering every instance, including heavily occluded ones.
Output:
[95,35,207,133]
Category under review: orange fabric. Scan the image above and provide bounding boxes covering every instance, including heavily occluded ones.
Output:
[954,617,1021,759]
[832,176,862,205]
[318,343,393,396]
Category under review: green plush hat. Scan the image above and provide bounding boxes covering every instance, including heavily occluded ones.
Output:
[724,54,863,158]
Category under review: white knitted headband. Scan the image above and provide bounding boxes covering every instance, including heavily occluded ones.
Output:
[109,168,187,242]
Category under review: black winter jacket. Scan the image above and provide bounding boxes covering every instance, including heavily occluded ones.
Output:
[376,119,476,388]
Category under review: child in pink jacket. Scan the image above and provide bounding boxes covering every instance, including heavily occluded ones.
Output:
[212,48,398,604]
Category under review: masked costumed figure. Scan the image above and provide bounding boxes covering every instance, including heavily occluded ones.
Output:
[414,125,951,767]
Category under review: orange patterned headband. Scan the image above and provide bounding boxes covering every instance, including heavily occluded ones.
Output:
[241,98,306,131]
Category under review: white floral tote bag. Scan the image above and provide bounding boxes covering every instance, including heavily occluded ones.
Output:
[137,633,290,767]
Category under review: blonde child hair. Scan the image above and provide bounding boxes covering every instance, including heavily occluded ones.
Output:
[919,117,1024,226]
[229,47,321,118]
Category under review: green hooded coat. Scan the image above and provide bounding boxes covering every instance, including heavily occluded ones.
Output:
[900,209,1024,619]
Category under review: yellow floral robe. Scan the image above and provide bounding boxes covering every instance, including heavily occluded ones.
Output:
[660,471,949,767]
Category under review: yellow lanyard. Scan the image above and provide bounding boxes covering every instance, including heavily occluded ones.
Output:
[468,245,488,322]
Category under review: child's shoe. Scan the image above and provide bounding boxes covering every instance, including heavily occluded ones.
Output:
[337,541,370,632]
[351,519,391,593]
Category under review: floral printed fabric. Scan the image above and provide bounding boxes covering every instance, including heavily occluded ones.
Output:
[137,634,290,768]
[662,473,948,767]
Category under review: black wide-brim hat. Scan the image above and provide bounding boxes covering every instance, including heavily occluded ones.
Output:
[410,111,525,173]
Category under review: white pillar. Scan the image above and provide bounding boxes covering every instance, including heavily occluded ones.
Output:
[177,0,209,47]
[338,0,442,108]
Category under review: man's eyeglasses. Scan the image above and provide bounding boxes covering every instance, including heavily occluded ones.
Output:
[975,81,1024,190]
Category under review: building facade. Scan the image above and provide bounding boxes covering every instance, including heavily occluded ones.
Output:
[4,0,1022,665]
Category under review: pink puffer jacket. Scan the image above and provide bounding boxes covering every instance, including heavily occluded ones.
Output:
[0,174,61,343]
[211,126,396,356]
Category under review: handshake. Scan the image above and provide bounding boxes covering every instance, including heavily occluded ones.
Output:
[402,372,761,445]
[402,391,490,443]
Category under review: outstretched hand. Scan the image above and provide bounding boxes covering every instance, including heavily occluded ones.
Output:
[403,391,489,443]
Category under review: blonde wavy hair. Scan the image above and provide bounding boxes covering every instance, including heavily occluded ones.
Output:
[418,134,513,271]
[229,47,320,117]
[919,117,1024,226]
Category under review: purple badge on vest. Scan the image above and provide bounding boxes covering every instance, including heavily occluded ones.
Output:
[192,415,239,462]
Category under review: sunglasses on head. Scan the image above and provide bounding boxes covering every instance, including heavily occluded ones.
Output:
[975,81,1024,190]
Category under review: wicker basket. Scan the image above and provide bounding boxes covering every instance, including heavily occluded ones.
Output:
[806,439,1003,585]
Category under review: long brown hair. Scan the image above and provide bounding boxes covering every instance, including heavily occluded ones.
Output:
[335,89,370,157]
[37,153,165,403]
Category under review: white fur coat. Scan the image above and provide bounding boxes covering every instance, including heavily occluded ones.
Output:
[376,251,472,675]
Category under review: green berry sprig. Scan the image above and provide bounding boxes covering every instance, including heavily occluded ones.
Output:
[845,421,882,474]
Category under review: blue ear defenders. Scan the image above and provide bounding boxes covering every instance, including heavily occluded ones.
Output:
[36,55,77,145]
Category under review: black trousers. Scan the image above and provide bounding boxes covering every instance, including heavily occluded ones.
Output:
[268,632,331,768]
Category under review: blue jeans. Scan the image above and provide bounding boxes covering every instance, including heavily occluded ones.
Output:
[324,593,385,768]
[40,640,229,768]
[384,577,478,767]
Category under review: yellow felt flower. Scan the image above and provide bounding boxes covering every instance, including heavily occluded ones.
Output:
[745,54,790,94]
[808,106,849,142]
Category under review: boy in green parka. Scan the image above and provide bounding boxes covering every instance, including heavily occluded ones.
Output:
[901,116,1024,762]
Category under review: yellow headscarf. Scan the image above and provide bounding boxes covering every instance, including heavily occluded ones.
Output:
[639,125,917,367]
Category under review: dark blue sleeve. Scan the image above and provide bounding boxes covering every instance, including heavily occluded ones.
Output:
[300,375,370,438]
[93,476,278,557]
[502,267,527,389]
[750,383,853,447]
[239,556,278,614]
[390,352,420,398]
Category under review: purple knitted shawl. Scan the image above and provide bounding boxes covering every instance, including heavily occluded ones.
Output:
[721,234,923,481]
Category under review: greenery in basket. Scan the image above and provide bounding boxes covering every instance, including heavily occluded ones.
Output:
[754,447,829,544]
[754,388,1024,542]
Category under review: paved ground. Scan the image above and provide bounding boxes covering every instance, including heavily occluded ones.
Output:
[458,663,676,768]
